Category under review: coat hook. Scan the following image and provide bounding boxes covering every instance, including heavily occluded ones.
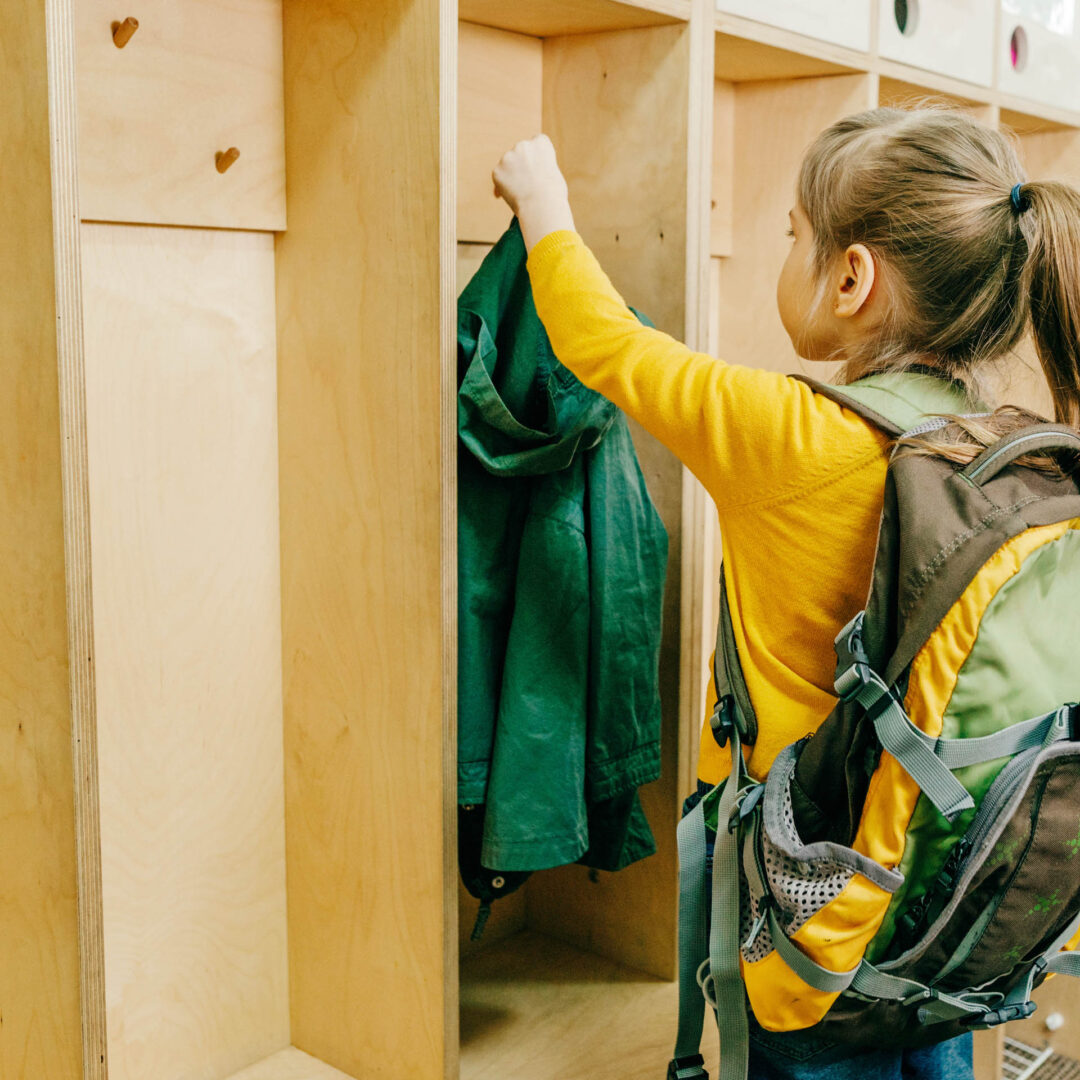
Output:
[215,147,240,174]
[111,17,139,48]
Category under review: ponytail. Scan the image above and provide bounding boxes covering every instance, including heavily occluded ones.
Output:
[1019,181,1080,428]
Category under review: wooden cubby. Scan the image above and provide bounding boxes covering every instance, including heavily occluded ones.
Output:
[6,2,1080,1080]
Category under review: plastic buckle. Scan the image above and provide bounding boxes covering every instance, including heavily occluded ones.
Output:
[667,1054,709,1080]
[980,1001,1037,1027]
[1066,703,1080,742]
[710,694,737,748]
[833,611,873,702]
[727,782,764,833]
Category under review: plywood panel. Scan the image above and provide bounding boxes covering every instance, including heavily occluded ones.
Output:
[879,76,998,124]
[460,0,687,38]
[458,23,543,243]
[81,224,288,1080]
[714,74,874,378]
[76,0,286,230]
[0,2,86,1077]
[712,81,734,255]
[461,931,718,1079]
[525,23,691,980]
[276,1,450,1076]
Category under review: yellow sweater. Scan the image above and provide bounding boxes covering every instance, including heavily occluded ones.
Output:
[526,231,892,784]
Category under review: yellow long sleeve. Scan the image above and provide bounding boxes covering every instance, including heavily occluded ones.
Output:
[526,230,892,781]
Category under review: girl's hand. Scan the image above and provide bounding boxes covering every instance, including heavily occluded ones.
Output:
[493,135,576,251]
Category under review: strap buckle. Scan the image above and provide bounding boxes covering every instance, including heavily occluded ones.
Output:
[834,611,874,701]
[727,781,765,833]
[980,1001,1037,1027]
[710,694,738,748]
[667,1054,709,1080]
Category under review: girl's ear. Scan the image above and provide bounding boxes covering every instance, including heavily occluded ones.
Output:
[833,243,876,319]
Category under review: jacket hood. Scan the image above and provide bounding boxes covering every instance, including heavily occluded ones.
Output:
[458,219,617,477]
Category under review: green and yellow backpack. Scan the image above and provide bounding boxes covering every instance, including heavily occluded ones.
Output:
[669,374,1080,1080]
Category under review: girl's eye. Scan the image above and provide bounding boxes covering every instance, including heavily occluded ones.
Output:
[785,227,795,238]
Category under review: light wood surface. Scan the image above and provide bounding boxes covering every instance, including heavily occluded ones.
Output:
[973,1028,1004,1080]
[276,2,449,1076]
[81,224,288,1080]
[459,0,687,38]
[461,931,718,1079]
[458,22,543,243]
[226,1046,356,1080]
[879,76,998,124]
[0,2,86,1077]
[524,24,692,981]
[49,0,111,1073]
[76,0,286,230]
[711,80,734,256]
[713,73,874,378]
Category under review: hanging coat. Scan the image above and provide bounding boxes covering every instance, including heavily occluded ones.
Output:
[457,219,668,893]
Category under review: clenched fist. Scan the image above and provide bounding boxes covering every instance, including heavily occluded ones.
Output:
[493,134,576,251]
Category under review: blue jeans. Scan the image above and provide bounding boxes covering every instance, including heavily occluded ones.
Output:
[748,1019,975,1079]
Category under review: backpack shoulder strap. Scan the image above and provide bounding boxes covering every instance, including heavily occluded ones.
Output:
[793,371,980,436]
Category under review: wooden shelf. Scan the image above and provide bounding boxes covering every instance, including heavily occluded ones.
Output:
[226,1048,355,1080]
[460,0,688,38]
[461,931,718,1080]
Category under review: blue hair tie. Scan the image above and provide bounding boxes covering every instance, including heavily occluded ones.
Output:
[1010,182,1027,213]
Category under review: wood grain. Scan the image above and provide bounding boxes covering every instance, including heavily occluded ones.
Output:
[0,2,86,1077]
[75,0,286,230]
[458,22,543,244]
[277,2,448,1076]
[461,931,718,1079]
[524,23,691,980]
[459,0,687,38]
[81,223,288,1080]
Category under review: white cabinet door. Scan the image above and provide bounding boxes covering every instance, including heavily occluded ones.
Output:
[878,0,997,87]
[998,0,1080,112]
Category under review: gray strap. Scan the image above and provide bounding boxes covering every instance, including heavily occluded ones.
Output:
[673,798,711,1061]
[764,907,859,995]
[869,685,974,820]
[932,706,1073,768]
[709,727,750,1080]
[849,962,992,1024]
[1046,951,1080,978]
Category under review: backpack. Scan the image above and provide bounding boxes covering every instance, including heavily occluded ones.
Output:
[668,373,1080,1080]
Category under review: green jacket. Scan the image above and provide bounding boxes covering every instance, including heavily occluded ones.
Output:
[458,220,667,874]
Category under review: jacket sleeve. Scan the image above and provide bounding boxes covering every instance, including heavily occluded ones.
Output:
[526,230,880,514]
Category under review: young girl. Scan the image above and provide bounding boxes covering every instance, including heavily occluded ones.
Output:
[492,109,1080,1079]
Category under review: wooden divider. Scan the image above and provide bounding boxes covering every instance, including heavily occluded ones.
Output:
[276,1,452,1077]
[0,2,86,1078]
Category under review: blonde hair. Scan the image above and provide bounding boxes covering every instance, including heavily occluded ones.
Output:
[798,108,1080,468]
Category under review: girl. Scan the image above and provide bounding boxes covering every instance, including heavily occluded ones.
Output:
[491,109,1080,1079]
